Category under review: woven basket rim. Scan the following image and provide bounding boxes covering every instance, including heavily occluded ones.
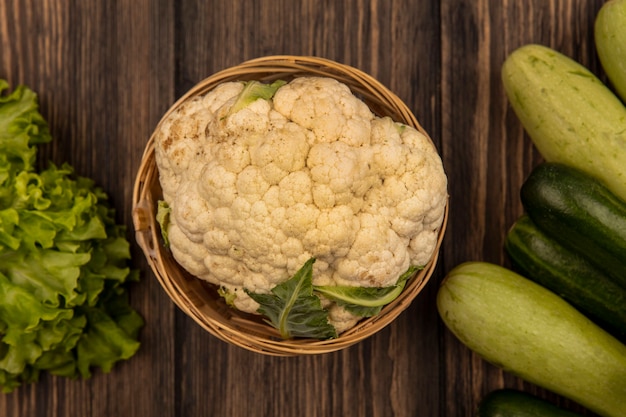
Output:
[132,55,448,356]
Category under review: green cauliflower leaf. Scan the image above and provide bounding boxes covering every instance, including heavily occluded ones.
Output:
[246,258,337,340]
[314,265,421,317]
[227,79,286,116]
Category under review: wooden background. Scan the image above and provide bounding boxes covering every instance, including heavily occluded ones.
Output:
[0,0,609,416]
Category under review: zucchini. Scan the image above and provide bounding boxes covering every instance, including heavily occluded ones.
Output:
[519,163,626,289]
[595,0,626,103]
[436,262,626,417]
[505,214,626,343]
[502,44,626,203]
[477,389,584,417]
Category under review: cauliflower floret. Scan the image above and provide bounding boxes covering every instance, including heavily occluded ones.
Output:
[334,213,411,287]
[308,141,378,206]
[273,77,374,145]
[168,224,210,278]
[303,205,359,260]
[326,303,361,334]
[154,77,448,335]
[171,180,213,240]
[250,122,310,185]
[277,171,313,206]
[236,165,270,203]
[198,161,238,207]
[370,117,407,177]
[154,97,208,201]
[202,82,244,112]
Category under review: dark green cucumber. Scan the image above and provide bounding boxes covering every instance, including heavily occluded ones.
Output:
[520,163,626,289]
[477,389,584,417]
[505,215,626,343]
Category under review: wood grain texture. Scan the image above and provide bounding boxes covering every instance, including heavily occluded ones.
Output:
[0,0,610,416]
[440,1,605,416]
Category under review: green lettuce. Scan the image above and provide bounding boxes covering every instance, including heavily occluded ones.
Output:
[0,80,143,392]
[0,80,51,177]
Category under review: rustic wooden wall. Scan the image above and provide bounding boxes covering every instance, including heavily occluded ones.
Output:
[0,1,607,415]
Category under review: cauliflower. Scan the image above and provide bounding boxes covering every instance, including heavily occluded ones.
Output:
[154,76,447,338]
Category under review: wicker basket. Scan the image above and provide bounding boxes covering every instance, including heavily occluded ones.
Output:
[132,55,448,356]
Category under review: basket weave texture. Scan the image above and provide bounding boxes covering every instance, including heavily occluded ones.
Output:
[132,55,448,356]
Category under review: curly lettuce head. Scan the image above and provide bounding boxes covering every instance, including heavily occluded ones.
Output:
[0,80,143,392]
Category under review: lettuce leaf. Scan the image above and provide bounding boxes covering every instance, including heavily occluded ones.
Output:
[0,80,143,392]
[0,80,51,178]
[246,258,338,340]
[75,303,142,377]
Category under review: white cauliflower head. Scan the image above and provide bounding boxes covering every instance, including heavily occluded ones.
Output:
[154,76,447,334]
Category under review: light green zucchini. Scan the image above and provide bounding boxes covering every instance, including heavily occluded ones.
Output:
[437,262,626,417]
[501,44,626,203]
[595,0,626,103]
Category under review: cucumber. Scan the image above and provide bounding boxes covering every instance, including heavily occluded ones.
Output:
[437,262,626,417]
[501,44,626,203]
[477,389,584,417]
[505,214,626,343]
[519,163,626,289]
[595,0,626,103]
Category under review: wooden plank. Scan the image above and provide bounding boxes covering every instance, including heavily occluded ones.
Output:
[0,1,177,416]
[169,1,443,416]
[0,0,617,415]
[439,0,605,415]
